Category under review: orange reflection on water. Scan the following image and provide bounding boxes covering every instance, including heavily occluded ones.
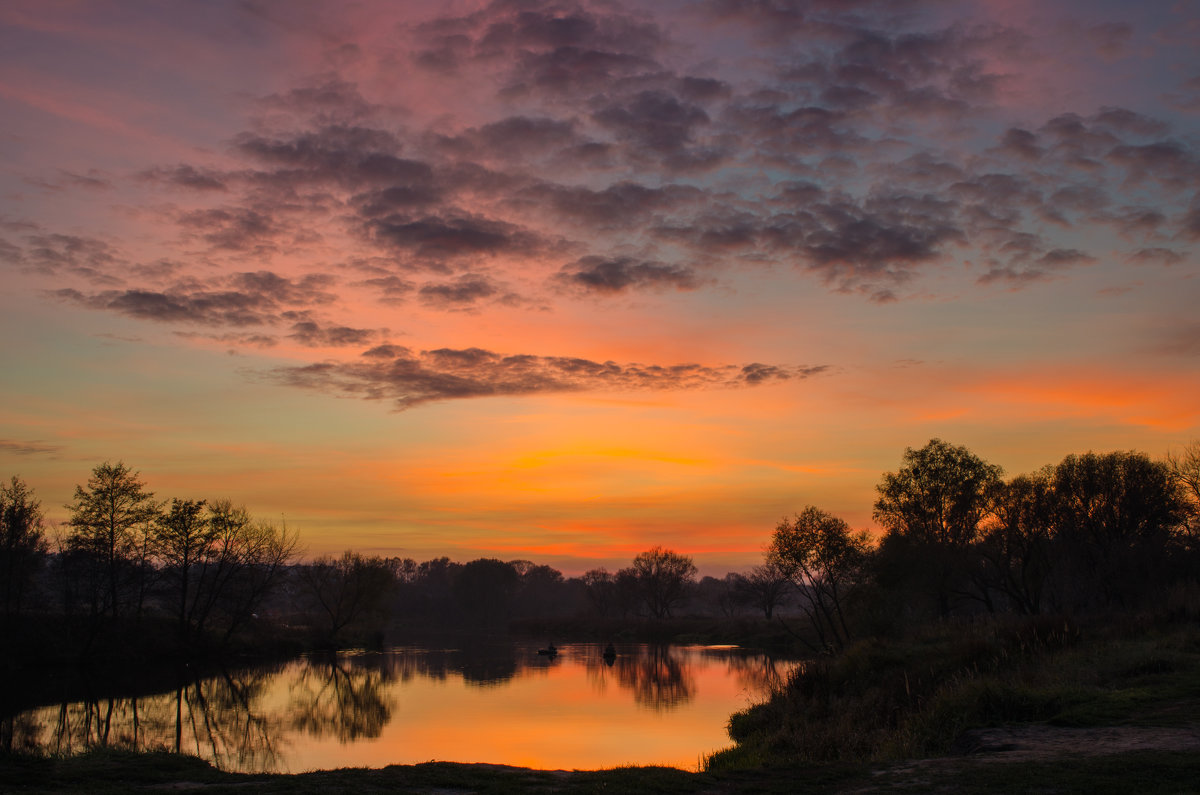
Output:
[282,644,790,772]
[9,643,798,773]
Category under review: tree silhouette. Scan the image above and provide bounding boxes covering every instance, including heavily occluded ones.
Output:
[769,506,871,653]
[453,558,519,627]
[173,500,298,646]
[874,439,1003,547]
[1049,450,1187,608]
[154,498,210,643]
[0,475,46,618]
[301,551,396,646]
[874,439,1002,616]
[737,562,791,620]
[65,462,159,619]
[979,472,1054,615]
[581,568,618,618]
[624,547,696,619]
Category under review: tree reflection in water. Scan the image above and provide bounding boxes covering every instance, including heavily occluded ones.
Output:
[700,647,794,694]
[5,643,799,771]
[287,654,394,742]
[583,645,695,710]
[8,664,288,771]
[175,667,283,770]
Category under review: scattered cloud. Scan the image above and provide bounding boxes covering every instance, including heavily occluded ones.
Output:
[7,0,1200,410]
[270,346,827,409]
[555,256,700,294]
[0,439,62,457]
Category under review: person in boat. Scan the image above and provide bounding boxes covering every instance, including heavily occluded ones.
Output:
[538,642,557,656]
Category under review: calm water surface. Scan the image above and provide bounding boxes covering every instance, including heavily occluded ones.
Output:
[9,642,798,771]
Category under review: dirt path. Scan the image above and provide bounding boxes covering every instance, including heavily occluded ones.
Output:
[950,724,1200,761]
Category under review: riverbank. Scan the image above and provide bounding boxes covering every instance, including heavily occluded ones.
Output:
[5,613,1199,792]
[3,744,1199,793]
[710,612,1200,770]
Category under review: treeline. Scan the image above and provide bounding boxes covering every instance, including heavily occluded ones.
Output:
[769,439,1200,654]
[0,463,299,662]
[3,439,1198,663]
[0,463,774,661]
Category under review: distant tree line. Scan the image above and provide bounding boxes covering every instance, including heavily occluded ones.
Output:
[3,439,1196,661]
[0,462,731,659]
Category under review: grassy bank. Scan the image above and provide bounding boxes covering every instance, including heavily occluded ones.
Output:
[4,746,1200,793]
[707,612,1200,770]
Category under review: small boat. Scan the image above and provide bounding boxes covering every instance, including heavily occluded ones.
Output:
[537,644,558,656]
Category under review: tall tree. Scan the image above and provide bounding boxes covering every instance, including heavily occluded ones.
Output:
[1049,450,1187,608]
[769,506,872,653]
[873,439,1002,616]
[301,551,396,646]
[65,462,159,619]
[624,547,696,619]
[874,439,1003,546]
[0,475,46,617]
[979,472,1055,615]
[154,498,211,642]
[1168,440,1200,542]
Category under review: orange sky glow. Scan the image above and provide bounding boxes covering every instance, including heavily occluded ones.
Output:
[2,0,1198,575]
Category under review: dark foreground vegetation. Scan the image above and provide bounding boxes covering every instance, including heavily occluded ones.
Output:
[3,750,1199,794]
[2,438,1200,791]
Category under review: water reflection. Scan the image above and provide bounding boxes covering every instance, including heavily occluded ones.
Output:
[288,656,393,742]
[4,643,798,772]
[2,664,289,771]
[613,645,694,709]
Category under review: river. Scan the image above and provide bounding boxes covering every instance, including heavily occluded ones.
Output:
[4,641,798,772]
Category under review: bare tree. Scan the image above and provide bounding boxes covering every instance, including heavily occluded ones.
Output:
[1168,440,1200,540]
[177,500,299,646]
[301,551,396,646]
[737,562,791,620]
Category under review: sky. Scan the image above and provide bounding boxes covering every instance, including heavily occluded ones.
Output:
[1,0,1198,575]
